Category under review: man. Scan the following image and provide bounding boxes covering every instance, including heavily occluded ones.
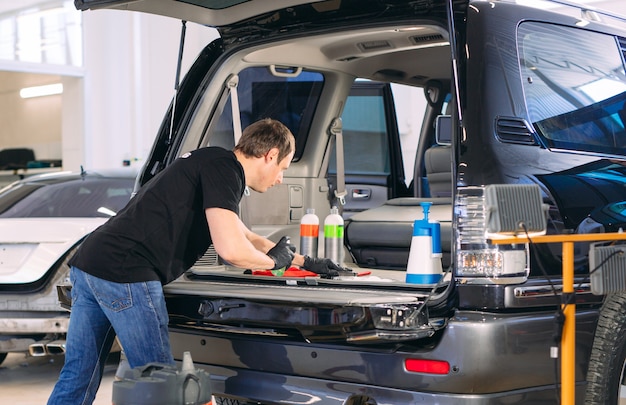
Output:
[48,118,344,404]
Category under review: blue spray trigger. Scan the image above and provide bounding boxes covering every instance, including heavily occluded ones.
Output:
[420,201,432,220]
[410,201,441,254]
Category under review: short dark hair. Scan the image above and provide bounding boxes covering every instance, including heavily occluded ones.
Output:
[234,118,295,163]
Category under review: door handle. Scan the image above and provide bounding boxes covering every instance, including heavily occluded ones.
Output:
[351,188,371,200]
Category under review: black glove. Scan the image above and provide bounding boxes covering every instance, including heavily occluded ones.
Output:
[303,256,353,278]
[267,236,296,270]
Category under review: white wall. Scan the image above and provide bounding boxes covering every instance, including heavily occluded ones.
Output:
[65,10,217,171]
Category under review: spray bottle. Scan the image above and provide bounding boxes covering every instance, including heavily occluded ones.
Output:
[405,202,443,284]
[300,208,319,258]
[324,206,344,264]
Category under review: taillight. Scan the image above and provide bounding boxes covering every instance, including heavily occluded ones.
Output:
[455,186,530,284]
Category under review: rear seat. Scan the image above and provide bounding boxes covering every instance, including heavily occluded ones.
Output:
[424,144,452,198]
[345,116,453,270]
[345,197,452,269]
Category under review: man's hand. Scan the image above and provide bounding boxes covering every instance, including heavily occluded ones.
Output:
[303,256,353,278]
[267,236,296,270]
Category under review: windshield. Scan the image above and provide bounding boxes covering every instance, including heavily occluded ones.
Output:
[519,22,626,155]
[0,177,133,218]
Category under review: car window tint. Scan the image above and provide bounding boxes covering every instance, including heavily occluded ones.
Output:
[329,83,391,175]
[519,22,626,155]
[0,178,133,218]
[210,66,324,160]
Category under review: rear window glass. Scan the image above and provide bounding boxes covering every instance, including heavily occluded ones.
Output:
[519,22,626,155]
[210,66,324,160]
[0,177,133,218]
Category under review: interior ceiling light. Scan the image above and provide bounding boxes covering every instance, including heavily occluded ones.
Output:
[20,83,63,99]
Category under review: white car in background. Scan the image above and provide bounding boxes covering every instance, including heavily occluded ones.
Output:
[0,168,135,365]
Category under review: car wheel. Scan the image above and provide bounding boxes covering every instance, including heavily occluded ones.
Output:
[0,352,6,366]
[585,292,626,404]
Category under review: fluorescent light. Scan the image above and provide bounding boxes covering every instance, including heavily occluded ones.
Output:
[19,83,63,98]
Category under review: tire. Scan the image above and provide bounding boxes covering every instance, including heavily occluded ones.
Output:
[585,292,626,404]
[0,352,7,366]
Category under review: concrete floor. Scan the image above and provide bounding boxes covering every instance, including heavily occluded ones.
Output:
[0,352,115,405]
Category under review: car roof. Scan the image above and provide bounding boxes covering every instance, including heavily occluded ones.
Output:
[14,168,138,184]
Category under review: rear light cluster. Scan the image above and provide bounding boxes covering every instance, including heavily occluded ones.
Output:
[346,303,446,343]
[455,186,529,284]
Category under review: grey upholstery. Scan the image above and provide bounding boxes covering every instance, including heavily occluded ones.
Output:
[344,140,454,269]
[345,197,452,269]
[424,145,452,198]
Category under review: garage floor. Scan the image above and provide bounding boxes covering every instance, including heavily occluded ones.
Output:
[0,352,115,405]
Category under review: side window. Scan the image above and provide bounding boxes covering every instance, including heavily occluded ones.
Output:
[328,80,427,216]
[519,23,626,155]
[329,81,427,186]
[210,66,324,160]
[329,83,391,175]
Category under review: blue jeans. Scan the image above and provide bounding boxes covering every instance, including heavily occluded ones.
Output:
[48,266,174,405]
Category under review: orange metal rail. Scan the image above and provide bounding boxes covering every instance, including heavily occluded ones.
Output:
[488,232,626,405]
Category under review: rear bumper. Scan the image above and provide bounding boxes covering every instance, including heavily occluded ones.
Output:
[169,308,599,404]
[195,364,568,404]
[0,315,69,334]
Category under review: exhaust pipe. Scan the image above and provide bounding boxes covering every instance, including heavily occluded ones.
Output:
[45,340,66,355]
[28,340,67,356]
[28,341,49,357]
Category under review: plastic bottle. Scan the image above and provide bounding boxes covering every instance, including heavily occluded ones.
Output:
[324,206,344,264]
[111,350,212,405]
[300,208,319,257]
[405,202,443,284]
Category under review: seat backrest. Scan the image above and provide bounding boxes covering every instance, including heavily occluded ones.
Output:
[0,148,35,170]
[424,144,452,198]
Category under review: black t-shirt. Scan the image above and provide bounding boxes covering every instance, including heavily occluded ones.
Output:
[69,147,245,284]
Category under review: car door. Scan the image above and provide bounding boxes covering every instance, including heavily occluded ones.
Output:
[328,81,408,218]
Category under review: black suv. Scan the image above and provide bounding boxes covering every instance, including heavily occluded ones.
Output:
[74,0,626,404]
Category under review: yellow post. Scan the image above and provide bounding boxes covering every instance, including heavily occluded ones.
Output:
[486,232,626,405]
[561,241,575,405]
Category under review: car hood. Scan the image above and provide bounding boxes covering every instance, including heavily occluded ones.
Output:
[0,218,106,284]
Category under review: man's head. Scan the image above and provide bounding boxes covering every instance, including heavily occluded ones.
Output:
[234,118,295,163]
[234,118,295,193]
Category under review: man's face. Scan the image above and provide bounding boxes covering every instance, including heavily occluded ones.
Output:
[251,148,294,193]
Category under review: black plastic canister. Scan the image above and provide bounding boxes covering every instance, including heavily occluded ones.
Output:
[112,352,212,405]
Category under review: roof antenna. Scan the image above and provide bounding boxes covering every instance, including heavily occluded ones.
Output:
[169,20,187,145]
[80,165,86,178]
